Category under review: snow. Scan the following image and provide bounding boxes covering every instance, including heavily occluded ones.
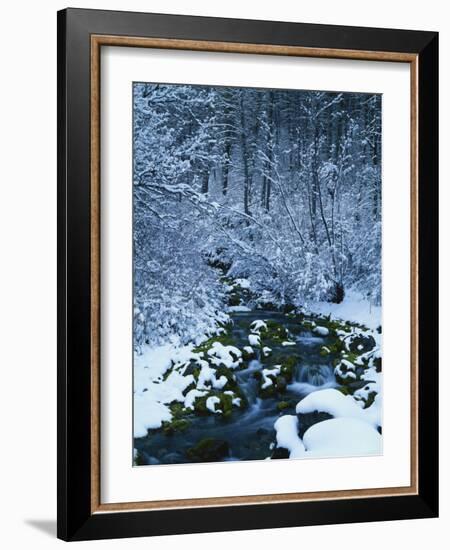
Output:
[281,341,296,346]
[361,367,381,392]
[134,343,196,390]
[243,346,254,355]
[340,359,356,371]
[228,305,251,312]
[296,388,381,429]
[250,320,267,334]
[206,396,222,414]
[261,365,281,389]
[134,393,173,438]
[248,334,260,346]
[207,341,242,369]
[314,326,329,336]
[262,346,272,357]
[303,417,381,457]
[134,342,231,437]
[184,389,207,410]
[197,363,230,389]
[273,409,381,460]
[334,359,357,380]
[273,415,305,458]
[234,278,251,289]
[306,290,381,330]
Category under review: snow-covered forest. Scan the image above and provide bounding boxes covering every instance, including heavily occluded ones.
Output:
[133,83,382,465]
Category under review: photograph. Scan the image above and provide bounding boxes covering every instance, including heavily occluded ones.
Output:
[132,82,383,466]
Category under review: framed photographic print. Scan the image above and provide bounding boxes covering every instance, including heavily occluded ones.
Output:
[57,8,438,541]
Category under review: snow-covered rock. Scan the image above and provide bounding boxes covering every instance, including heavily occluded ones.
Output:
[134,393,172,438]
[207,341,242,369]
[261,365,281,389]
[296,388,381,429]
[274,415,305,458]
[206,395,222,414]
[303,417,381,456]
[250,320,267,334]
[248,334,260,347]
[184,389,207,410]
[314,326,329,336]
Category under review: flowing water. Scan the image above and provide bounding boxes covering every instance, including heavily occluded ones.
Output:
[135,310,337,465]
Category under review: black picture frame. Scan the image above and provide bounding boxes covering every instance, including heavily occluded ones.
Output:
[57,7,438,541]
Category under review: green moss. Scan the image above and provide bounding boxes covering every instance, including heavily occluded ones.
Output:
[339,352,360,365]
[169,402,188,419]
[364,390,377,409]
[263,320,289,342]
[337,385,353,396]
[276,400,293,412]
[242,346,256,361]
[214,365,237,390]
[192,391,235,418]
[181,381,196,396]
[280,354,300,382]
[186,438,230,462]
[193,331,234,354]
[162,418,190,435]
[133,449,146,466]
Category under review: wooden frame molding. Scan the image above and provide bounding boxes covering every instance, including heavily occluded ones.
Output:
[90,34,419,515]
[58,8,438,540]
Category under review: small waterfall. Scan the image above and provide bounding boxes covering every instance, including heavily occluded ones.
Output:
[235,359,262,405]
[295,364,334,386]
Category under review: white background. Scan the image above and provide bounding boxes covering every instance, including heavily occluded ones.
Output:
[0,0,447,548]
[102,47,411,503]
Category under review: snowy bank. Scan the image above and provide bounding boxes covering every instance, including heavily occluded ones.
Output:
[305,290,381,330]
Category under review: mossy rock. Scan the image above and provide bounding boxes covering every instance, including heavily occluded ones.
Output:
[319,345,331,356]
[181,380,196,396]
[169,402,190,419]
[276,400,294,412]
[259,382,277,399]
[337,385,353,396]
[259,372,288,398]
[280,354,300,382]
[282,304,296,314]
[297,411,334,438]
[193,331,234,354]
[271,446,290,459]
[373,356,382,371]
[363,390,377,409]
[133,449,146,466]
[214,365,238,390]
[193,391,234,418]
[228,293,241,307]
[161,418,190,435]
[301,320,315,331]
[348,334,376,354]
[275,375,287,392]
[186,438,230,462]
[193,394,211,415]
[263,320,289,342]
[241,347,256,361]
[257,301,277,310]
[325,339,345,355]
